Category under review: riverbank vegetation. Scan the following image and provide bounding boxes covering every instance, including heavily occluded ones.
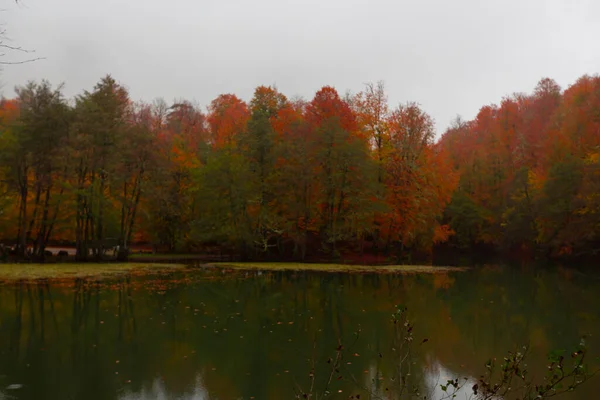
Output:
[0,75,598,262]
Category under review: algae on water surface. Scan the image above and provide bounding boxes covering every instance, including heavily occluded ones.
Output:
[0,263,185,281]
[211,262,466,273]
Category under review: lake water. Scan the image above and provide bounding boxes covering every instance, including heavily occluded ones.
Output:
[0,265,598,399]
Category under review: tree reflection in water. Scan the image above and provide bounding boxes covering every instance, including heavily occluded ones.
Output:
[0,266,597,399]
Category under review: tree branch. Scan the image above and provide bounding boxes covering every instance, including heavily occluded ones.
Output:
[0,57,45,65]
[0,43,34,53]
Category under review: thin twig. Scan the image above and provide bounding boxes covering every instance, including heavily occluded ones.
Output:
[0,43,33,52]
[0,57,45,65]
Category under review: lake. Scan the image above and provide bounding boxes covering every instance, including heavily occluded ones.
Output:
[0,265,598,399]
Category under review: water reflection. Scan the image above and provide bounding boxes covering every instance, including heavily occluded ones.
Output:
[423,358,477,400]
[119,376,210,400]
[0,266,597,399]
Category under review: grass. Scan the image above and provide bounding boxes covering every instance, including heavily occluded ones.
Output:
[210,262,467,273]
[0,263,185,282]
[129,253,200,259]
[0,261,465,282]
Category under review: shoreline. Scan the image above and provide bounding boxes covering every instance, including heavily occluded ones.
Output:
[0,261,466,281]
[0,263,185,282]
[208,262,467,273]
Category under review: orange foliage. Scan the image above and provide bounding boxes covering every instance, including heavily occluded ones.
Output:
[306,86,357,134]
[207,94,249,148]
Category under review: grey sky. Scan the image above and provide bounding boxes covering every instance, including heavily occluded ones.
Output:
[3,0,600,134]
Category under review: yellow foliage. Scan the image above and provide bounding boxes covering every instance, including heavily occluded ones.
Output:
[528,169,544,191]
[584,151,600,165]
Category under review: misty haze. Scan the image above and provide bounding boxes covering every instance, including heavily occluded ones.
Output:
[0,1,599,399]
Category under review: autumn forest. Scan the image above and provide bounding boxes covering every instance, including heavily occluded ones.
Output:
[0,74,599,262]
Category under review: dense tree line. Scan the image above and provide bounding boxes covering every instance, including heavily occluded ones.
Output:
[440,76,600,259]
[0,74,598,261]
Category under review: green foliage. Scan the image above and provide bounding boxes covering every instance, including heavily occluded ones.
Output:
[537,156,585,250]
[192,147,255,252]
[444,191,489,248]
[501,167,537,248]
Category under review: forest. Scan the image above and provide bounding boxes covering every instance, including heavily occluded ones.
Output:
[0,74,598,262]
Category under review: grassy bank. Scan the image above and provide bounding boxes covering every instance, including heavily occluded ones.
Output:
[0,261,465,282]
[211,262,466,273]
[0,263,185,281]
[128,253,238,263]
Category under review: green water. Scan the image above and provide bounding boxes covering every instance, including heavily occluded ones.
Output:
[0,265,598,399]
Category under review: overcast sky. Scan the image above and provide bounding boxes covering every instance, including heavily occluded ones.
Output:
[2,0,599,134]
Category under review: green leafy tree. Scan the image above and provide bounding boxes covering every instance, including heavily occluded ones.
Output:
[70,75,130,260]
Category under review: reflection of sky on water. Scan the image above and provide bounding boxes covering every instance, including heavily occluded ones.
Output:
[424,357,480,400]
[362,357,479,399]
[119,375,210,400]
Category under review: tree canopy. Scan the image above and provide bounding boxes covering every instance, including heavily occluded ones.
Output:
[0,74,598,261]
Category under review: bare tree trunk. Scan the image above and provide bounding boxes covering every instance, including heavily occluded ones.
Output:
[34,184,52,260]
[27,180,42,250]
[96,172,106,258]
[126,173,143,247]
[120,181,127,247]
[17,184,28,257]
